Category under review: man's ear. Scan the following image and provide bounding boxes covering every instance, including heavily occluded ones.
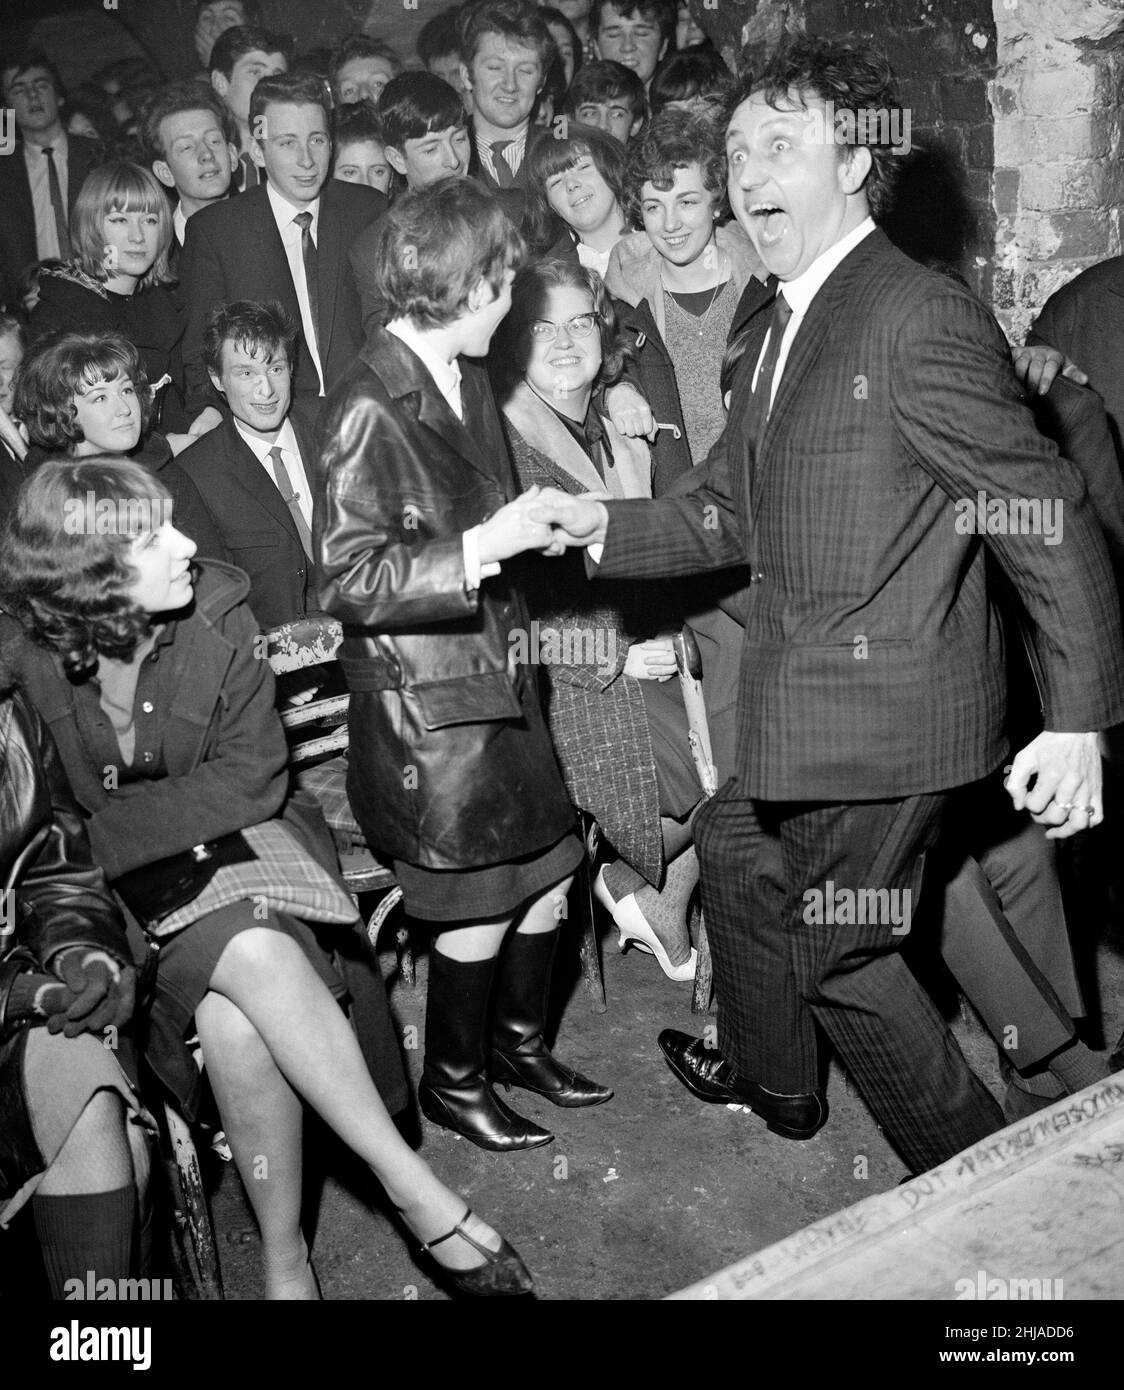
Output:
[227,142,239,173]
[249,137,266,170]
[629,113,644,138]
[207,370,226,398]
[839,143,873,195]
[384,144,408,177]
[466,276,489,314]
[459,61,474,94]
[211,71,229,102]
[152,159,176,191]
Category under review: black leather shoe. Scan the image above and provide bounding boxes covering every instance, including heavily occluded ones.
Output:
[491,1044,613,1108]
[418,1077,554,1152]
[657,1029,827,1140]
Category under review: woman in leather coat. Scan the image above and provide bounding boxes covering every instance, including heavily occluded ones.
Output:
[0,678,149,1297]
[319,178,612,1154]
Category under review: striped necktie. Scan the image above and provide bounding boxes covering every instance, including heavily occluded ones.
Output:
[490,139,515,188]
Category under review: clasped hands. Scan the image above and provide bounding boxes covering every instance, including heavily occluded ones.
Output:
[39,948,136,1038]
[477,486,610,564]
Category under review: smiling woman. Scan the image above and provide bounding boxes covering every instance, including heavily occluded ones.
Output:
[28,162,187,431]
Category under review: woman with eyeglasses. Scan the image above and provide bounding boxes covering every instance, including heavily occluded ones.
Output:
[493,258,703,980]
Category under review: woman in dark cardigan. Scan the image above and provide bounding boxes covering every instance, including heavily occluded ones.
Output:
[494,257,703,980]
[0,457,534,1299]
[28,161,190,434]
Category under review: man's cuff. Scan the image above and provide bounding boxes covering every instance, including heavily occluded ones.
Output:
[462,526,502,590]
[587,542,604,566]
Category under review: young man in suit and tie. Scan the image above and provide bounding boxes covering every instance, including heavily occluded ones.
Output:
[0,51,102,312]
[179,71,388,426]
[531,37,1124,1176]
[208,24,291,193]
[458,0,556,220]
[177,299,318,630]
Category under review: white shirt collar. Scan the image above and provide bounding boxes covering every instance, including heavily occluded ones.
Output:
[385,318,463,413]
[779,216,877,317]
[173,203,188,246]
[266,180,321,236]
[232,413,299,462]
[24,132,67,160]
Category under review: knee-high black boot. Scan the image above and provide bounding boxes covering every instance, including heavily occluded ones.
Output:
[419,949,554,1151]
[490,929,613,1108]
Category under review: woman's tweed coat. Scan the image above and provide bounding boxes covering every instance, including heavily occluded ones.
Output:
[501,389,677,886]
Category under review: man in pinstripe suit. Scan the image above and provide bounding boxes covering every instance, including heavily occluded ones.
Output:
[529,38,1124,1175]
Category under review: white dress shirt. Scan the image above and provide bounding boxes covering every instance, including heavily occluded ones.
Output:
[233,415,313,531]
[267,182,325,395]
[23,134,69,261]
[173,202,188,247]
[385,318,500,589]
[753,217,877,411]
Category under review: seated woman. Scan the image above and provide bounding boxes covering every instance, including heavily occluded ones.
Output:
[493,257,702,980]
[16,329,227,560]
[28,161,189,434]
[0,679,149,1299]
[0,457,532,1300]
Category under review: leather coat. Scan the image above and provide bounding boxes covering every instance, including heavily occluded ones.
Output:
[0,683,133,1192]
[317,327,576,870]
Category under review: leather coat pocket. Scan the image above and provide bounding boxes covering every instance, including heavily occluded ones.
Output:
[412,671,522,729]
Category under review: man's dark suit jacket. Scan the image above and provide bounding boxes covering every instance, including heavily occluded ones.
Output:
[0,134,101,311]
[175,405,319,630]
[178,181,387,413]
[1028,256,1124,467]
[596,228,1124,802]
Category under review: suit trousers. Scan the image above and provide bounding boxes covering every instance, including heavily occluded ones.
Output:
[693,781,1005,1173]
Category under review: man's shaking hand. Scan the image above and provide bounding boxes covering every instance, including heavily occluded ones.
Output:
[527,488,610,550]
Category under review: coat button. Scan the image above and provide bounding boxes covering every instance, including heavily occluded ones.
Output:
[142,751,154,763]
[142,701,153,713]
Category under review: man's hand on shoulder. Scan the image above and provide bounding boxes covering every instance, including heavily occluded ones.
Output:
[1011,344,1089,396]
[1006,730,1102,838]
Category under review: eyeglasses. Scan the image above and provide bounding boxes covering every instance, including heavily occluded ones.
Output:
[529,313,598,341]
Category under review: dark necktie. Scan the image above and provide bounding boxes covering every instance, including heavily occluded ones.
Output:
[490,139,515,188]
[41,145,71,259]
[752,291,792,454]
[293,211,320,361]
[267,445,313,558]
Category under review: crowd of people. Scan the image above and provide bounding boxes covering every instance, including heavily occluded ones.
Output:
[1,0,1122,1302]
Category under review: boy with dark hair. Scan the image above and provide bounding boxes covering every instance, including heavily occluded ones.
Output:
[0,50,101,311]
[178,298,320,628]
[417,5,471,110]
[378,72,472,189]
[209,23,291,186]
[592,0,675,88]
[563,57,646,143]
[142,82,238,246]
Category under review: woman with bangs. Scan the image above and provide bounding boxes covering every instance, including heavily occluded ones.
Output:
[28,162,186,431]
[0,455,537,1299]
[15,330,226,559]
[494,257,702,981]
[523,122,631,276]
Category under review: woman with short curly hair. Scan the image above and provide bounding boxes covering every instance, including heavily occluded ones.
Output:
[0,456,535,1299]
[15,330,225,558]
